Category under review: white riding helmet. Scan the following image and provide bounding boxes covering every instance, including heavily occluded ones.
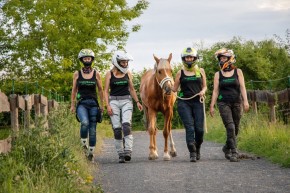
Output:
[78,49,95,60]
[112,50,133,74]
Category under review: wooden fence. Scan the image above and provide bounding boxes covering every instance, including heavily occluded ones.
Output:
[0,92,59,153]
[247,88,290,123]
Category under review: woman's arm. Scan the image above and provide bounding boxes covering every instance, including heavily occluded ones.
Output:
[171,70,181,92]
[128,71,143,111]
[199,68,207,96]
[96,71,104,111]
[104,71,113,116]
[70,71,78,113]
[210,71,220,117]
[237,69,249,112]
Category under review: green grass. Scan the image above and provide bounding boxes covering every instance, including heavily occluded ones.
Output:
[0,105,110,193]
[205,111,290,167]
[0,127,10,140]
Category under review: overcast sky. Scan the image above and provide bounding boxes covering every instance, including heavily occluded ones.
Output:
[125,0,290,72]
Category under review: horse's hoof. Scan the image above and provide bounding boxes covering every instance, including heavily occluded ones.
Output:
[163,153,171,161]
[154,152,159,159]
[170,151,177,157]
[148,154,157,160]
[148,156,154,160]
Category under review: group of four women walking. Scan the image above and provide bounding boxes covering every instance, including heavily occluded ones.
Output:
[70,47,249,163]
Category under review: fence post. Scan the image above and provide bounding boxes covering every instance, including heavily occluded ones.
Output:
[252,90,257,114]
[24,95,33,129]
[34,94,41,126]
[40,94,48,128]
[267,91,276,123]
[10,94,19,134]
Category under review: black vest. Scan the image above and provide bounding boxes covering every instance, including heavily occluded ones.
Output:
[109,71,130,96]
[77,70,97,100]
[218,69,241,103]
[178,70,202,102]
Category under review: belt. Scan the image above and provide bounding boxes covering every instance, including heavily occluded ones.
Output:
[109,95,131,100]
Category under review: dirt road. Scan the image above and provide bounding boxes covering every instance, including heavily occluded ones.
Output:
[95,130,290,193]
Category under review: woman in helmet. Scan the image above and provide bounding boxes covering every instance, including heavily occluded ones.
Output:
[209,48,249,162]
[172,47,207,162]
[70,48,104,161]
[104,50,143,163]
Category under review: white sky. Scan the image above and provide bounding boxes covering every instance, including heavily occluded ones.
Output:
[125,0,290,72]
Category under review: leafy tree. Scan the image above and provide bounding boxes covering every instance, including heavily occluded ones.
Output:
[0,0,149,98]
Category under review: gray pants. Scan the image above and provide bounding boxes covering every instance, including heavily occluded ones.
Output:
[218,102,242,152]
[110,98,134,155]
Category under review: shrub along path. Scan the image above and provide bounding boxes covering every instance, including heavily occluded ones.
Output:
[95,130,290,193]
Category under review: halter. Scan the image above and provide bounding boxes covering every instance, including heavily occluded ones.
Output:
[156,76,173,89]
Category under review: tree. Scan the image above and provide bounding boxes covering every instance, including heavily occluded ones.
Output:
[0,0,148,98]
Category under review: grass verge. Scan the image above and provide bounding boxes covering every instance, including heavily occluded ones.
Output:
[205,111,290,167]
[0,104,112,193]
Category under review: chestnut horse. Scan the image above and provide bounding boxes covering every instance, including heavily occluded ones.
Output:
[140,53,177,160]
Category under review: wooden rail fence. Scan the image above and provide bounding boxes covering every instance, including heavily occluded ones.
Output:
[247,88,290,123]
[0,92,59,153]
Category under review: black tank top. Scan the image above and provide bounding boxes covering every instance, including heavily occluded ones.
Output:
[76,70,97,100]
[218,69,241,103]
[110,71,130,96]
[178,70,202,102]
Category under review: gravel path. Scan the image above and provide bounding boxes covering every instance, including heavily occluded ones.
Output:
[95,130,290,193]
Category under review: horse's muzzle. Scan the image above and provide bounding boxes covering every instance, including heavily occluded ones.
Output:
[164,86,172,95]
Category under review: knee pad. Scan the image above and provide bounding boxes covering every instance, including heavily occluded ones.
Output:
[122,122,132,136]
[114,128,122,140]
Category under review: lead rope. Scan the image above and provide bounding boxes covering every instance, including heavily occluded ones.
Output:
[173,92,208,133]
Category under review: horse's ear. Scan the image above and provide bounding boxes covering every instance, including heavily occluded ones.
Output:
[168,53,172,63]
[153,54,160,64]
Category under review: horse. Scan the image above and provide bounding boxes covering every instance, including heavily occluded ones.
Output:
[140,53,177,161]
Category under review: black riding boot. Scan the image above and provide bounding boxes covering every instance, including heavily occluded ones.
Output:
[187,142,197,162]
[196,143,202,160]
[222,145,231,160]
[119,153,125,163]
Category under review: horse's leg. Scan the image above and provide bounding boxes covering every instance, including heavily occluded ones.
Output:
[148,109,158,160]
[168,110,177,157]
[169,132,177,157]
[153,126,158,158]
[162,112,171,161]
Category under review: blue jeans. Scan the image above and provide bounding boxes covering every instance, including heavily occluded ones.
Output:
[77,99,99,146]
[177,99,204,148]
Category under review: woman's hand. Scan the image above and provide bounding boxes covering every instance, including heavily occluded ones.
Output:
[137,102,143,111]
[199,90,205,97]
[209,106,215,117]
[106,105,113,116]
[243,101,249,112]
[70,105,75,113]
